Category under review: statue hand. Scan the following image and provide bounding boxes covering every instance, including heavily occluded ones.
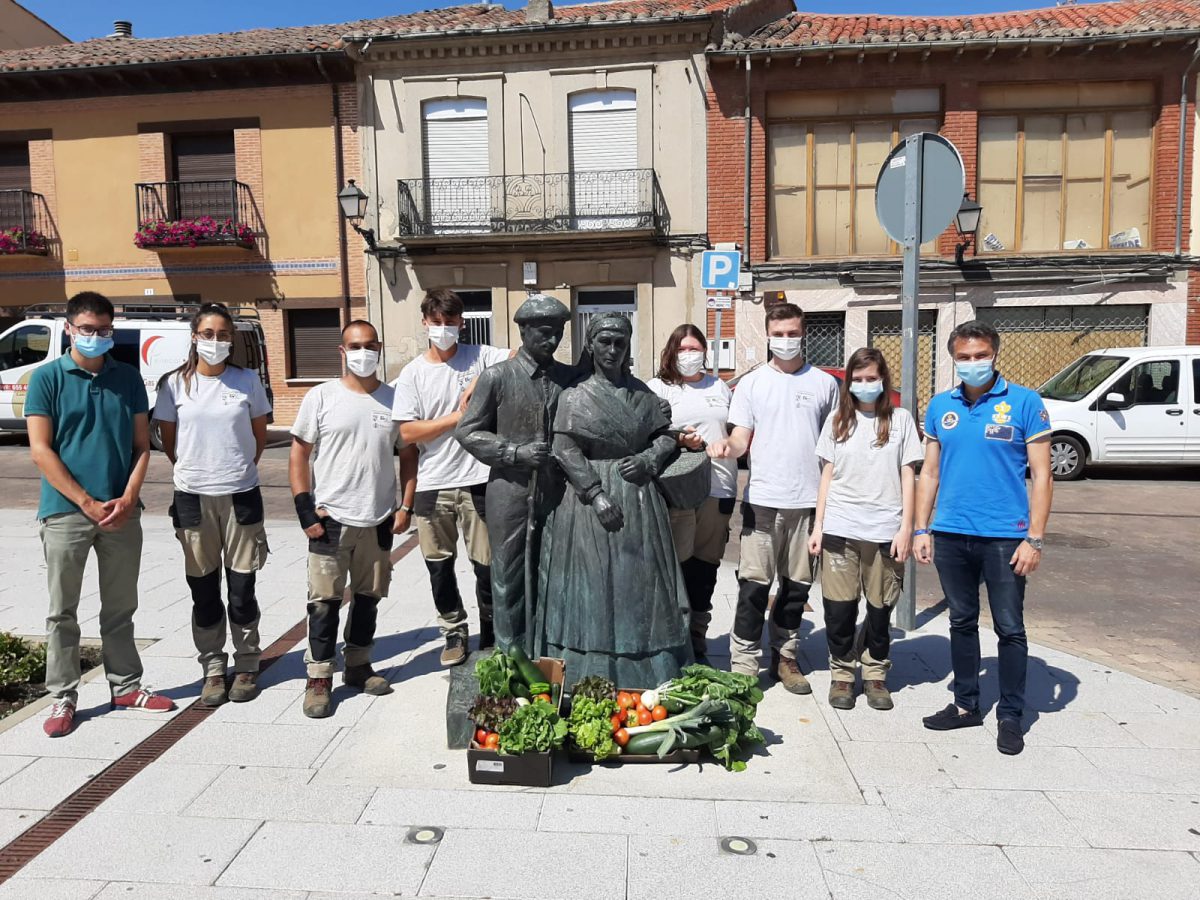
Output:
[592,492,624,532]
[618,455,652,485]
[515,442,551,469]
[657,397,672,421]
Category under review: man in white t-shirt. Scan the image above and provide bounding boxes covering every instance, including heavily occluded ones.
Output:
[392,289,510,667]
[290,320,415,718]
[713,303,838,692]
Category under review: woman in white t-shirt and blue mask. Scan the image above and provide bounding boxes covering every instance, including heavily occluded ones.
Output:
[153,303,272,708]
[647,324,737,664]
[808,348,922,713]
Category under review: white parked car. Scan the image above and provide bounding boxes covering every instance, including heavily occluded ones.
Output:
[0,302,273,449]
[1038,345,1199,480]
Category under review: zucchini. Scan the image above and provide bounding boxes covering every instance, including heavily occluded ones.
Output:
[624,732,669,756]
[508,645,546,689]
[511,682,531,700]
[661,696,688,714]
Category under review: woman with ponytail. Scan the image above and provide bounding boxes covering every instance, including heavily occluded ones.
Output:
[153,303,272,706]
[808,348,922,712]
[646,324,736,664]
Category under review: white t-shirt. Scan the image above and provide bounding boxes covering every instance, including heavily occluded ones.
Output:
[647,374,737,499]
[291,380,400,527]
[153,366,272,496]
[815,407,924,542]
[727,362,838,509]
[391,344,509,492]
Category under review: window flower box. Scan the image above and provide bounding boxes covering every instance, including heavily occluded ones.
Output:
[135,216,255,249]
[0,226,49,255]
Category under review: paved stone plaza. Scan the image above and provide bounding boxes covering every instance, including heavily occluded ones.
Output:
[0,509,1198,899]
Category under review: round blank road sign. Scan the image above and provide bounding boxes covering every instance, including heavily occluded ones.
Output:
[874,133,965,246]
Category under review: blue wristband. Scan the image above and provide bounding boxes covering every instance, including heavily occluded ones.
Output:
[913,529,931,537]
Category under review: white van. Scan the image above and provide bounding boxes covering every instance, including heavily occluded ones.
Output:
[0,302,273,449]
[1039,346,1199,480]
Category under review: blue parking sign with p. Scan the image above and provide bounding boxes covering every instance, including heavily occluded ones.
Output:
[701,250,741,290]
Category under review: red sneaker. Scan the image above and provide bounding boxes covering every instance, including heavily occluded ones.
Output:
[110,688,176,713]
[43,698,76,737]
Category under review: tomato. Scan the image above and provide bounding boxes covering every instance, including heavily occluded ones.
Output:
[484,733,500,750]
[651,705,668,721]
[534,693,552,704]
[474,728,489,745]
[616,692,634,709]
[610,714,623,732]
[624,707,639,725]
[630,692,642,707]
[635,704,647,716]
[614,728,630,747]
[637,708,653,726]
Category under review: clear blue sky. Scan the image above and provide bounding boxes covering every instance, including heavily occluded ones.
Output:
[24,1,1063,41]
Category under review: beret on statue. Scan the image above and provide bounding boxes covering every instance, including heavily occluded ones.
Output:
[513,294,570,324]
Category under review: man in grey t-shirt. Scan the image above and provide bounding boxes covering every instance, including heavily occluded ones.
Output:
[290,320,415,719]
[713,302,838,693]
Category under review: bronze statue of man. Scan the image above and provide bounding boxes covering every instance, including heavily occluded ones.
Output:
[455,295,578,652]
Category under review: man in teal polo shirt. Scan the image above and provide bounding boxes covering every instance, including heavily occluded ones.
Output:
[25,291,175,738]
[913,320,1053,756]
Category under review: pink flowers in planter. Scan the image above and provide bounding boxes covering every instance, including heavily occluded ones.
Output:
[135,216,255,249]
[0,226,49,254]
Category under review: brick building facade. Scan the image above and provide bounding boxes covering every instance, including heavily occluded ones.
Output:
[0,26,364,425]
[706,2,1200,397]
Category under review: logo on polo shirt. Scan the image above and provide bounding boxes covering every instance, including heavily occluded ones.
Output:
[941,411,959,430]
[1039,409,1049,423]
[992,401,1012,425]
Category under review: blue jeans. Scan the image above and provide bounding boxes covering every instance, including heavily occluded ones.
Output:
[933,532,1028,722]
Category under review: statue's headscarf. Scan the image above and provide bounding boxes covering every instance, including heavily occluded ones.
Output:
[578,312,634,378]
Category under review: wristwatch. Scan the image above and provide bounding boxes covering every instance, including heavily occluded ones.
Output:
[399,503,414,515]
[1024,536,1044,551]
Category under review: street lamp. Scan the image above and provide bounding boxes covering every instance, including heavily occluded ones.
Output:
[954,193,983,266]
[338,179,377,251]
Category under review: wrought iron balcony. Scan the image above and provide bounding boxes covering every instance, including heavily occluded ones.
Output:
[0,189,52,255]
[395,169,669,239]
[134,180,258,249]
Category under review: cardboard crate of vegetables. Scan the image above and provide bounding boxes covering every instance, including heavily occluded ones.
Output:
[565,666,766,771]
[467,646,566,787]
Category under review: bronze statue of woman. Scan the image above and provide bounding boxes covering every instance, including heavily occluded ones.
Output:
[534,313,694,687]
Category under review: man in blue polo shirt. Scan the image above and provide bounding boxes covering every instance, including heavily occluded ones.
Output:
[913,320,1052,756]
[25,292,175,738]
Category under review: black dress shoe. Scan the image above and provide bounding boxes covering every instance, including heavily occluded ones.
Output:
[922,703,983,731]
[996,718,1025,755]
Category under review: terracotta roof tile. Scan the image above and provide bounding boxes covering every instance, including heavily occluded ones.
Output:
[727,0,1200,50]
[0,0,753,74]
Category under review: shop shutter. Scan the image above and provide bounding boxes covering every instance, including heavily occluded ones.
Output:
[288,308,342,379]
[569,91,637,228]
[0,142,31,192]
[171,132,237,220]
[423,99,489,232]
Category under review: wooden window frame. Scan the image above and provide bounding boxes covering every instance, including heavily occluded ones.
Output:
[767,114,941,259]
[978,104,1156,254]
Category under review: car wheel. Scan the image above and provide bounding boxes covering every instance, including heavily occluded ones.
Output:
[149,420,164,453]
[1049,435,1085,481]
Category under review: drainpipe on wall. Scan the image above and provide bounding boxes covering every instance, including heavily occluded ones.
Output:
[319,58,353,328]
[1175,43,1200,257]
[743,54,752,266]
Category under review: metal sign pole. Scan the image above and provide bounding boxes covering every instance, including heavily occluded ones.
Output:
[896,133,923,633]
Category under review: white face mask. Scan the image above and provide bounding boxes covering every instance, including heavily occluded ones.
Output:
[344,348,380,377]
[676,350,706,377]
[196,339,231,366]
[427,324,459,351]
[769,337,803,361]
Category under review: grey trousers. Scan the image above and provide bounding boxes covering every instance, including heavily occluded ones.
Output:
[40,509,144,701]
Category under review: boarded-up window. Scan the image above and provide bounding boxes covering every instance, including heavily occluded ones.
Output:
[171,132,237,221]
[978,108,1153,253]
[768,116,938,258]
[287,308,342,379]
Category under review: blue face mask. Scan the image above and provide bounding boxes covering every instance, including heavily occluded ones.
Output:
[73,333,114,359]
[956,359,995,388]
[849,381,884,402]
